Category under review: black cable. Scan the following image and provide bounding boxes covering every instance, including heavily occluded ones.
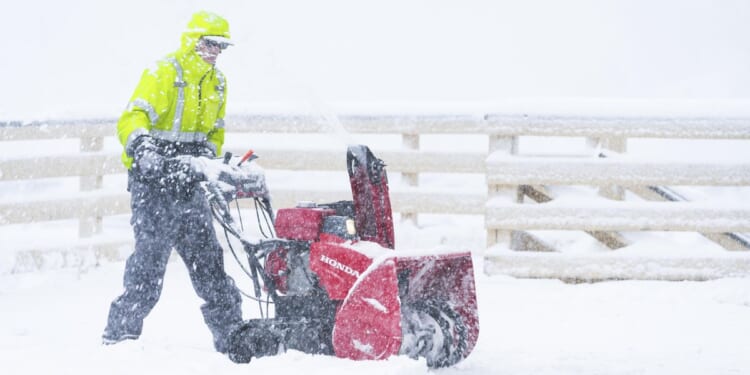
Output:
[237,288,275,304]
[254,199,270,238]
[211,201,278,310]
[247,254,265,318]
[253,198,276,238]
[207,192,284,317]
[262,199,275,237]
[234,198,244,232]
[218,225,275,305]
[256,198,276,237]
[220,222,254,280]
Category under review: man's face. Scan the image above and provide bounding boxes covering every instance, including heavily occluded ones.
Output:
[195,37,225,65]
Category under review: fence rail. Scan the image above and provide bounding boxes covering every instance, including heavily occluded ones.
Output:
[483,114,750,138]
[1,115,488,273]
[482,114,750,281]
[486,200,750,232]
[486,155,750,186]
[3,113,750,279]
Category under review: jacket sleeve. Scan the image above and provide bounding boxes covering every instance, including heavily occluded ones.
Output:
[207,77,227,157]
[117,63,173,157]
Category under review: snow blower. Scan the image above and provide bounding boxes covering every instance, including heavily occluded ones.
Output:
[199,145,479,368]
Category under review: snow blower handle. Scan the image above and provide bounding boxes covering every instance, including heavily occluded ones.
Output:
[238,149,257,167]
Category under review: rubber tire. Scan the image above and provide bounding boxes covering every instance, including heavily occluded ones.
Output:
[406,300,468,368]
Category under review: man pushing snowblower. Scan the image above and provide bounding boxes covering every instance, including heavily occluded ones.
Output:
[104,10,480,369]
[102,10,243,354]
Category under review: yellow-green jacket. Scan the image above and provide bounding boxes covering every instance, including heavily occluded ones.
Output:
[117,11,230,169]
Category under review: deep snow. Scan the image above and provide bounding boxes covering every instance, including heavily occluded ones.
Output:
[2,1,750,374]
[2,256,750,375]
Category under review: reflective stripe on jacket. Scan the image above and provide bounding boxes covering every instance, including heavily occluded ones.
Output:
[117,31,227,169]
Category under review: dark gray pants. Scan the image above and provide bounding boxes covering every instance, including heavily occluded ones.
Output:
[103,175,242,352]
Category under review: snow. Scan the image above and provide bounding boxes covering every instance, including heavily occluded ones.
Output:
[2,0,750,374]
[2,260,750,374]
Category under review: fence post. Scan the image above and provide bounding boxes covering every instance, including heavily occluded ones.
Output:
[79,135,103,237]
[401,133,420,225]
[600,137,627,200]
[486,134,518,247]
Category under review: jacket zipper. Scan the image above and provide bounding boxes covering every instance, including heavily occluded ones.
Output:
[196,68,214,123]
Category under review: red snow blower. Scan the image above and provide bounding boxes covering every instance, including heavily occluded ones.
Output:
[202,145,479,368]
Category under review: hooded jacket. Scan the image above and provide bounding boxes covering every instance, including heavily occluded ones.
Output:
[117,11,231,169]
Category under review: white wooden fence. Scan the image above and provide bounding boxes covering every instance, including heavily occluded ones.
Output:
[2,114,750,279]
[483,114,750,281]
[0,115,487,272]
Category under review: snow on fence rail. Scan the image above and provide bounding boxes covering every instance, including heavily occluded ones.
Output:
[2,113,750,280]
[0,115,487,272]
[483,114,750,281]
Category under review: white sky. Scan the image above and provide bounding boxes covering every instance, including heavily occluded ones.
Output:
[2,0,750,119]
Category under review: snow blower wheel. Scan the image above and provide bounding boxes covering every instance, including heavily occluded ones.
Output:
[400,300,468,368]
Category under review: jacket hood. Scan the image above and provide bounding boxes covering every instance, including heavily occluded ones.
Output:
[179,11,231,61]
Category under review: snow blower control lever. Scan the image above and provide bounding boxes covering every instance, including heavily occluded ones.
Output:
[238,149,257,166]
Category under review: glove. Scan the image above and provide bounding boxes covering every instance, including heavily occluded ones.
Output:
[166,156,206,183]
[164,156,206,201]
[197,143,217,158]
[130,135,165,182]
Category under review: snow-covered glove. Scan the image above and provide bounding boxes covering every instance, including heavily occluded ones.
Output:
[187,156,266,200]
[164,156,206,201]
[187,156,242,182]
[197,143,217,158]
[130,135,166,182]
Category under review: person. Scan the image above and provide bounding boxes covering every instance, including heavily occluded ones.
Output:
[102,10,243,354]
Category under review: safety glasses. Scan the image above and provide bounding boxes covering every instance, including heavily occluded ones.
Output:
[201,36,231,50]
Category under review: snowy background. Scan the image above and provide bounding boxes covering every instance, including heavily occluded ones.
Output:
[2,1,750,374]
[4,0,750,118]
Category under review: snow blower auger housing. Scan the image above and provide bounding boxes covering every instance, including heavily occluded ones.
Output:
[201,145,479,368]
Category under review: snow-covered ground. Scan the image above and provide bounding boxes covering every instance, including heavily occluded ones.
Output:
[2,1,750,374]
[2,253,750,375]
